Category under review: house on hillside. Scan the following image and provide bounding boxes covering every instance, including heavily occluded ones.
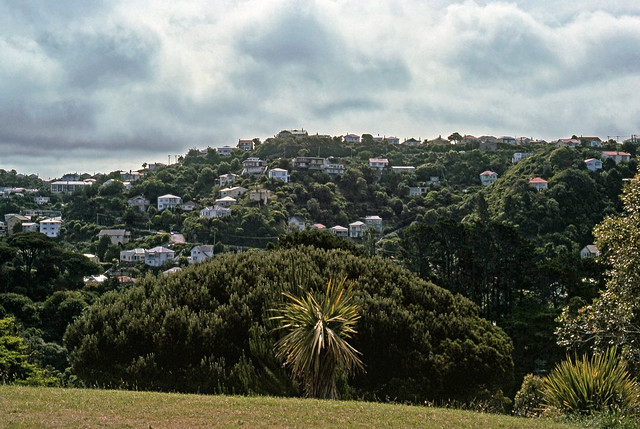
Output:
[157,194,182,211]
[344,134,360,143]
[292,156,328,170]
[325,163,345,175]
[512,153,533,164]
[237,139,254,151]
[529,177,548,191]
[216,146,233,156]
[4,214,30,235]
[277,129,308,139]
[479,170,498,186]
[581,137,603,147]
[50,180,92,194]
[219,173,239,187]
[98,229,131,245]
[364,215,382,233]
[580,245,600,259]
[402,138,421,147]
[242,157,267,175]
[601,151,631,164]
[220,186,247,199]
[268,168,290,183]
[128,195,150,212]
[249,187,271,204]
[215,196,237,207]
[409,186,428,196]
[120,248,146,264]
[200,205,231,219]
[190,245,214,264]
[427,135,449,146]
[391,166,416,174]
[145,246,175,267]
[330,225,348,237]
[387,136,400,144]
[288,216,306,232]
[584,158,603,171]
[39,218,62,238]
[349,221,365,238]
[555,138,581,148]
[369,158,389,170]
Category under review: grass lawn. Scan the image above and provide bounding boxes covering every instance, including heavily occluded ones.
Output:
[1,385,579,428]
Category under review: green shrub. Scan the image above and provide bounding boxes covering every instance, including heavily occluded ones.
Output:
[543,348,640,415]
[513,374,545,417]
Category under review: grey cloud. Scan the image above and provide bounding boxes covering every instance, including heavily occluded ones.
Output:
[37,27,161,90]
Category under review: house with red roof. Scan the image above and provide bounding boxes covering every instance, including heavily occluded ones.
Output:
[479,170,498,186]
[529,177,548,191]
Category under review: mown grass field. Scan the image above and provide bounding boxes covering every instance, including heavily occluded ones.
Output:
[0,385,579,428]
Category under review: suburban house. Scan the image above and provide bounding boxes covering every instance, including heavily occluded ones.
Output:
[310,223,326,230]
[409,186,428,196]
[237,139,254,151]
[4,214,30,235]
[427,135,449,146]
[120,248,146,264]
[220,186,247,199]
[325,163,345,175]
[288,216,306,231]
[98,229,131,245]
[22,222,38,232]
[50,180,92,194]
[580,245,600,259]
[479,170,498,186]
[216,146,233,156]
[387,136,400,145]
[601,151,631,164]
[128,195,150,212]
[200,205,231,218]
[349,221,365,238]
[157,194,182,211]
[581,137,603,147]
[392,166,415,174]
[512,153,533,163]
[163,267,182,276]
[120,170,143,182]
[369,158,389,170]
[330,225,348,237]
[241,157,267,175]
[190,245,214,264]
[529,177,548,191]
[268,168,289,183]
[84,253,99,263]
[215,196,237,207]
[344,134,360,143]
[219,173,239,186]
[292,156,328,170]
[249,187,271,204]
[555,138,581,148]
[364,215,383,233]
[181,201,196,211]
[427,176,441,186]
[402,138,421,147]
[501,136,516,144]
[39,218,62,238]
[277,129,308,139]
[584,158,603,171]
[34,196,50,205]
[145,246,175,267]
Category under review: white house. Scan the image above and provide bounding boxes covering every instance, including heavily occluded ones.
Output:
[601,151,631,164]
[220,186,247,199]
[325,163,345,175]
[157,194,182,211]
[349,221,365,238]
[128,195,150,212]
[512,153,533,164]
[22,222,38,232]
[98,229,131,245]
[219,173,239,187]
[580,245,600,259]
[529,177,548,191]
[50,180,92,194]
[120,248,146,264]
[391,166,416,174]
[288,216,306,232]
[39,218,62,238]
[145,246,175,267]
[364,216,382,233]
[387,136,400,145]
[268,168,290,183]
[237,139,254,151]
[292,156,328,170]
[215,196,237,207]
[190,245,214,264]
[200,205,231,218]
[330,225,348,237]
[277,129,308,139]
[216,146,233,156]
[409,186,428,196]
[479,170,498,186]
[369,158,389,170]
[344,134,360,143]
[584,158,603,171]
[34,196,50,205]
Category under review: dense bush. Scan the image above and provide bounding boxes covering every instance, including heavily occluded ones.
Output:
[513,374,545,417]
[65,246,513,403]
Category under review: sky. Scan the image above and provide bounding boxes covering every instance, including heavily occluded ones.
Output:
[1,0,640,178]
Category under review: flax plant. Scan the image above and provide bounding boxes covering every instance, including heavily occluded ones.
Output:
[272,277,364,399]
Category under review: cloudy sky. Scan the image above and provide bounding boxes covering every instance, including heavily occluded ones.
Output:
[1,0,639,178]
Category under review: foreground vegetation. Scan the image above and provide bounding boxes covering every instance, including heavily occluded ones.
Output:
[0,385,579,429]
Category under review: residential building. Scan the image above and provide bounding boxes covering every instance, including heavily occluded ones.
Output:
[98,229,131,245]
[288,216,306,232]
[349,221,365,238]
[581,137,603,147]
[427,176,441,186]
[157,194,182,211]
[387,136,400,145]
[220,186,247,199]
[580,245,600,259]
[4,214,30,235]
[163,267,182,276]
[501,136,516,144]
[427,135,449,146]
[237,139,254,151]
[364,216,382,233]
[310,223,326,230]
[409,186,428,196]
[50,180,92,194]
[249,187,271,204]
[584,158,603,171]
[39,218,62,238]
[145,246,175,267]
[512,152,533,163]
[330,225,348,237]
[120,248,146,264]
[190,245,214,264]
[601,151,631,164]
[34,196,50,205]
[402,138,421,147]
[555,138,580,148]
[268,168,289,183]
[529,177,548,191]
[84,254,99,263]
[200,205,231,218]
[120,170,143,182]
[277,129,308,139]
[325,163,345,175]
[215,196,237,207]
[22,222,38,232]
[217,146,233,156]
[241,157,267,175]
[219,173,239,187]
[343,134,360,143]
[369,158,389,170]
[128,195,150,212]
[292,156,328,170]
[479,170,498,186]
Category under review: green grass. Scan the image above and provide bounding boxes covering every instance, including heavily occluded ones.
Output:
[0,385,579,428]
